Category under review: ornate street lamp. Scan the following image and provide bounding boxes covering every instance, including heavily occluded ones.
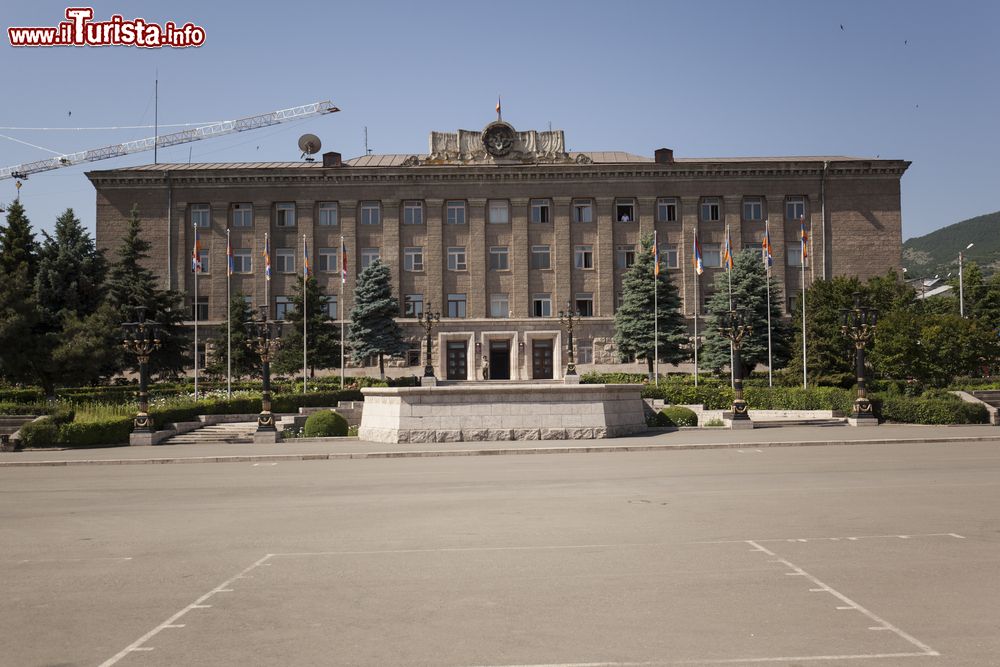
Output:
[558,302,581,376]
[245,306,283,433]
[121,306,161,434]
[717,309,753,424]
[417,302,441,379]
[840,292,878,424]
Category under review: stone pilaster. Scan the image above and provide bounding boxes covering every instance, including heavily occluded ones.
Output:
[595,197,615,317]
[424,198,444,316]
[510,197,529,317]
[340,200,358,318]
[637,196,657,241]
[680,196,700,316]
[723,195,742,253]
[553,196,572,313]
[468,198,487,318]
[767,197,788,313]
[381,199,400,300]
[253,200,272,313]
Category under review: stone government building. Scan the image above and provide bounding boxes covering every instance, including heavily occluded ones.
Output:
[87,120,909,381]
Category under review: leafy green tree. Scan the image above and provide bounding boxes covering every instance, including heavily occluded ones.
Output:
[700,248,793,377]
[786,276,862,386]
[274,276,341,378]
[206,292,257,380]
[871,308,926,383]
[918,314,996,385]
[348,258,406,379]
[105,205,187,378]
[35,208,107,324]
[613,234,689,377]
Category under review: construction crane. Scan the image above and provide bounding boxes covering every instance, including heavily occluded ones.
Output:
[0,100,340,181]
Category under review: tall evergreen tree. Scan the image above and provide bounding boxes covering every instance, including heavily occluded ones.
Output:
[0,200,38,280]
[700,248,793,377]
[613,234,689,377]
[105,205,187,378]
[348,259,407,379]
[206,292,257,380]
[35,208,107,324]
[274,276,341,378]
[0,201,48,389]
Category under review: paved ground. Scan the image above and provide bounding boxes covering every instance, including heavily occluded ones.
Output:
[2,439,999,666]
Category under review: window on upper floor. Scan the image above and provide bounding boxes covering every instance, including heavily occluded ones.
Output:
[446,200,466,225]
[574,245,594,270]
[572,199,594,223]
[743,197,763,222]
[490,294,509,318]
[231,203,253,228]
[318,202,338,226]
[700,198,721,222]
[318,248,336,273]
[403,247,424,272]
[276,248,295,273]
[575,293,594,317]
[361,247,380,270]
[233,248,253,273]
[530,245,551,270]
[786,196,806,221]
[532,293,552,317]
[702,243,721,268]
[276,202,296,228]
[488,200,509,224]
[403,294,424,318]
[360,201,381,225]
[657,197,678,223]
[615,199,635,222]
[403,200,423,225]
[530,199,551,224]
[447,293,467,318]
[324,295,338,320]
[447,246,467,271]
[663,244,679,270]
[192,296,209,321]
[489,246,509,271]
[275,296,292,320]
[616,244,636,269]
[192,203,211,228]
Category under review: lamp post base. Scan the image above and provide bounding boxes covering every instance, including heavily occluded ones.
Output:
[256,412,277,432]
[848,397,878,427]
[421,375,438,387]
[253,429,282,443]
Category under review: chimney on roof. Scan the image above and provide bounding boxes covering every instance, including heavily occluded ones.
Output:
[654,148,674,164]
[322,151,342,168]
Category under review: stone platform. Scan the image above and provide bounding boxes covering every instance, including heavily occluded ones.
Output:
[359,384,646,444]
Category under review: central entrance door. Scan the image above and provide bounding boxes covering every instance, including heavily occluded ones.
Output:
[446,341,467,380]
[488,340,511,380]
[531,339,554,380]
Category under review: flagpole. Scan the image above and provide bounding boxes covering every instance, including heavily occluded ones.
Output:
[302,233,308,395]
[264,231,270,317]
[340,234,346,390]
[693,230,699,388]
[654,230,659,387]
[727,224,734,389]
[765,219,773,388]
[226,228,232,399]
[801,215,808,389]
[193,222,199,401]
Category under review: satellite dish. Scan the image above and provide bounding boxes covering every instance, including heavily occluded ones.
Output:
[298,133,321,161]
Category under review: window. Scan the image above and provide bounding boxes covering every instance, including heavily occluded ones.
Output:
[616,199,635,222]
[447,293,467,318]
[361,247,380,270]
[572,199,594,223]
[530,245,551,270]
[233,248,252,273]
[530,199,551,223]
[489,246,509,271]
[532,293,552,317]
[276,202,296,228]
[403,247,424,272]
[490,294,509,318]
[447,246,467,271]
[657,198,678,222]
[576,293,594,317]
[702,243,721,268]
[574,245,594,269]
[663,244,679,269]
[403,294,424,318]
[786,196,806,221]
[403,200,423,225]
[407,345,422,367]
[324,295,338,319]
[243,295,254,309]
[192,248,210,274]
[788,295,800,313]
[577,342,593,365]
[488,200,509,224]
[318,202,338,226]
[788,247,808,267]
[701,197,721,222]
[616,244,636,269]
[191,203,211,228]
[275,296,292,320]
[446,200,466,225]
[318,247,336,273]
[276,248,295,273]
[192,296,209,320]
[360,201,381,225]
[231,203,252,228]
[743,197,763,222]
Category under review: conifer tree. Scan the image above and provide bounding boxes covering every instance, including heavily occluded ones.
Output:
[206,292,257,380]
[701,248,793,377]
[35,208,107,324]
[612,234,689,378]
[0,200,38,280]
[274,276,341,378]
[348,259,407,379]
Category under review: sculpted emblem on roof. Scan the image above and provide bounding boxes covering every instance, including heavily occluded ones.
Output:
[425,121,570,165]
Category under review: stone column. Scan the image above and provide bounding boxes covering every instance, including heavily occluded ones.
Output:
[468,198,487,318]
[595,197,615,317]
[553,196,572,313]
[680,196,700,316]
[381,199,400,300]
[637,196,657,241]
[209,201,228,320]
[510,197,530,317]
[723,195,742,253]
[340,200,358,317]
[253,200,272,313]
[767,197,788,314]
[424,198,444,316]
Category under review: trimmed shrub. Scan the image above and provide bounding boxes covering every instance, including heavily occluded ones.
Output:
[17,418,60,447]
[658,406,698,427]
[59,419,132,447]
[877,395,988,425]
[303,410,349,437]
[580,372,648,385]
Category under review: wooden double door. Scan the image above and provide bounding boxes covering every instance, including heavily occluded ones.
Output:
[531,339,553,380]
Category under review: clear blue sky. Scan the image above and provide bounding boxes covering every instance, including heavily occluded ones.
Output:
[2,0,998,240]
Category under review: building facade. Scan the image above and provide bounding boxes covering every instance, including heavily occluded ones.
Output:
[88,121,910,381]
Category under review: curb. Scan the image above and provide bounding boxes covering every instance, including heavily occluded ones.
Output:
[1,435,998,468]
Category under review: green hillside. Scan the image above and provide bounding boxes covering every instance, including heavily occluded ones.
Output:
[902,211,1000,278]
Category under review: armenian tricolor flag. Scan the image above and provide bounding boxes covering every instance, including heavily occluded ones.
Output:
[692,231,704,276]
[762,220,773,267]
[303,238,310,279]
[653,231,660,277]
[263,232,271,281]
[800,215,809,263]
[226,232,234,277]
[722,227,734,271]
[341,238,348,284]
[192,228,202,273]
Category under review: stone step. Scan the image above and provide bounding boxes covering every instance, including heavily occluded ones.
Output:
[160,421,258,445]
[753,418,848,428]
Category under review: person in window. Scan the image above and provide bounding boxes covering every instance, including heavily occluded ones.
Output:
[482,355,490,381]
[620,213,630,222]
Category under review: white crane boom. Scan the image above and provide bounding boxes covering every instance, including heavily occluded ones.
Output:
[0,100,339,181]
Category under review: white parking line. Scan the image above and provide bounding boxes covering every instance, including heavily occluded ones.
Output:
[98,554,274,667]
[746,540,938,657]
[697,532,964,545]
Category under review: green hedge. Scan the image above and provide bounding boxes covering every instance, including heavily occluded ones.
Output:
[655,406,698,427]
[878,395,988,425]
[304,411,349,437]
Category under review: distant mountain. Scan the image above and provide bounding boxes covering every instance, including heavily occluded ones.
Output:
[902,211,1000,278]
